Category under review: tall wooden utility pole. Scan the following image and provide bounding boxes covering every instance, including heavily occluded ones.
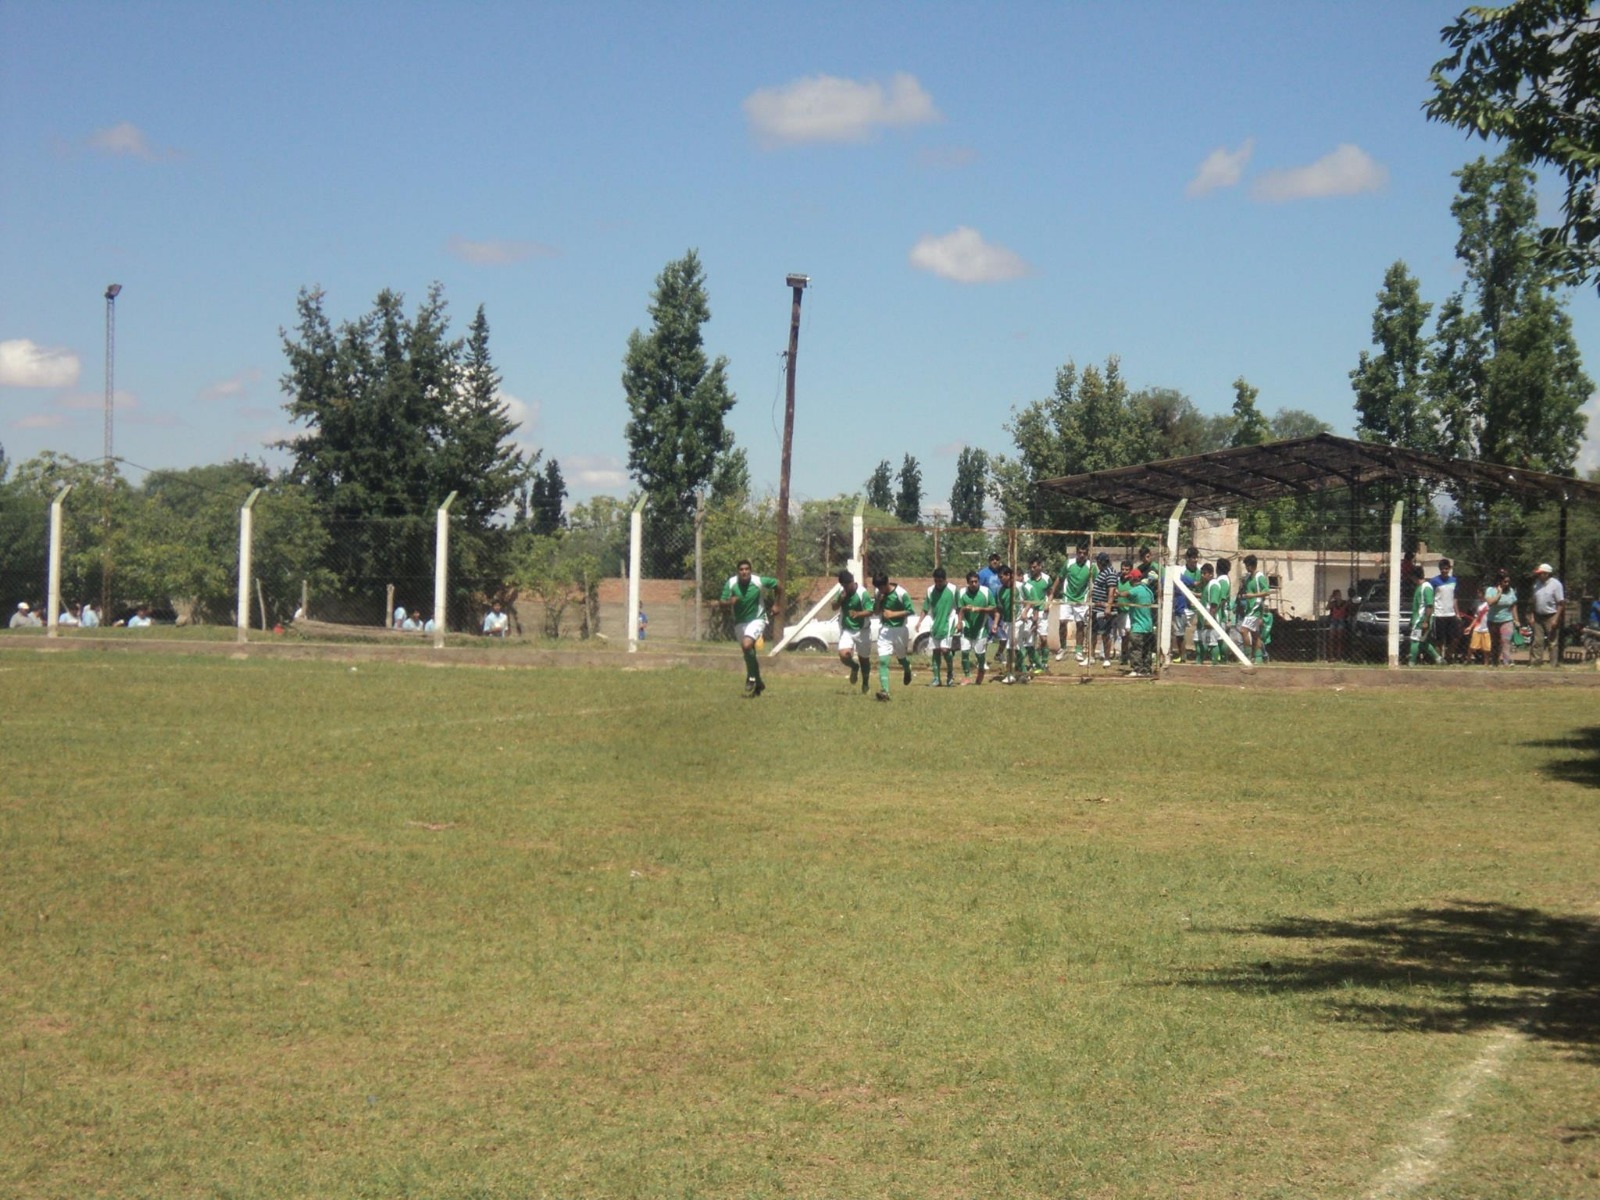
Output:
[776,273,808,634]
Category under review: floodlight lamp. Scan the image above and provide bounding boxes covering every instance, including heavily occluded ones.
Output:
[786,274,810,289]
[105,284,122,300]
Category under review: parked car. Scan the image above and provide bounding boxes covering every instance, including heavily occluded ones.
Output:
[783,610,937,654]
[1350,577,1411,656]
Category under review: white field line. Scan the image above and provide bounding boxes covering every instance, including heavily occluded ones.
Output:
[1361,1024,1522,1200]
[1362,908,1600,1199]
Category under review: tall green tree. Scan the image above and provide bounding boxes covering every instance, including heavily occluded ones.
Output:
[1426,0,1600,289]
[444,306,533,527]
[991,356,1142,532]
[528,458,567,536]
[1351,262,1437,450]
[894,454,923,525]
[1435,153,1591,474]
[949,447,989,527]
[1228,377,1269,447]
[621,250,740,564]
[864,460,894,511]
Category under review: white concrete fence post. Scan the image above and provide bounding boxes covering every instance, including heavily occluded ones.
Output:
[627,494,645,653]
[434,491,457,649]
[1387,500,1403,669]
[236,488,262,643]
[47,484,72,638]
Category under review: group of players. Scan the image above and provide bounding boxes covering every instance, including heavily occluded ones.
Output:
[716,546,1274,699]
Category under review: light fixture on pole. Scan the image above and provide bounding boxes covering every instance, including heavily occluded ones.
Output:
[102,283,121,617]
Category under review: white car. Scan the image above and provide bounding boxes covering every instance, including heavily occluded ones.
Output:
[783,610,936,654]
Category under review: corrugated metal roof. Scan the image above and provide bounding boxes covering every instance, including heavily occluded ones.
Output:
[1037,433,1600,515]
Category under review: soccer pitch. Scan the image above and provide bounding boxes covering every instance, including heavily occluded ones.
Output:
[3,652,1597,1198]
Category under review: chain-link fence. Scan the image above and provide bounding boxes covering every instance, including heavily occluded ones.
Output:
[5,474,1595,664]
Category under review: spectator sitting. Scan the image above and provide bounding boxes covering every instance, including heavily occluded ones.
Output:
[126,607,153,628]
[400,613,421,632]
[79,602,100,628]
[58,604,80,627]
[483,601,509,637]
[393,605,407,629]
[422,613,436,634]
[9,602,35,629]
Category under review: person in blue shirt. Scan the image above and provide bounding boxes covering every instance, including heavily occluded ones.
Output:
[1173,546,1200,662]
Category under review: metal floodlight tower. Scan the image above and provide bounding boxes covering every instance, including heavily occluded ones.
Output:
[102,283,121,616]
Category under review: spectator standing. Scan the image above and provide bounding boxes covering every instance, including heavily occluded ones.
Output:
[1125,570,1157,676]
[1529,564,1565,666]
[1484,569,1519,666]
[1172,547,1201,662]
[1465,588,1492,664]
[1428,559,1462,662]
[978,553,1003,640]
[1326,590,1350,661]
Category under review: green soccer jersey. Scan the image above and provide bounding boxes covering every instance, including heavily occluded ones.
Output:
[1060,559,1094,604]
[839,586,873,632]
[1206,576,1231,620]
[1241,571,1269,615]
[957,585,992,637]
[1128,583,1156,634]
[995,585,1015,623]
[1022,572,1051,607]
[722,574,777,623]
[1413,580,1435,632]
[922,582,959,637]
[877,584,912,628]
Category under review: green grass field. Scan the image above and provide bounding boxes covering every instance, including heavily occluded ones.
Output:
[2,651,1597,1199]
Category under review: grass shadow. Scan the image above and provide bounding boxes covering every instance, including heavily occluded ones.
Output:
[1524,725,1600,789]
[1181,901,1600,1063]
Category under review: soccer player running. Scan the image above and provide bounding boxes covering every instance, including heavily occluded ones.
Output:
[871,572,914,702]
[922,567,960,687]
[1054,543,1095,664]
[832,568,874,693]
[956,570,995,684]
[1237,555,1271,664]
[718,560,778,697]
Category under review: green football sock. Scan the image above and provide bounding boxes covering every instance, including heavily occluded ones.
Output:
[960,651,971,676]
[878,658,890,693]
[931,657,942,684]
[743,646,760,680]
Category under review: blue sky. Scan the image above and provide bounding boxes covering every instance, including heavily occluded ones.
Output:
[3,0,1596,511]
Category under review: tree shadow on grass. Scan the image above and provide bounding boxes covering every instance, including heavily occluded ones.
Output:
[1180,901,1600,1064]
[1524,725,1600,789]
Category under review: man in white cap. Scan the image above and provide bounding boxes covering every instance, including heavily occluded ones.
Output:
[1530,563,1566,666]
[9,602,34,629]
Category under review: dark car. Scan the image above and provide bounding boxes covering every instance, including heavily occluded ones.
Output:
[1350,577,1411,657]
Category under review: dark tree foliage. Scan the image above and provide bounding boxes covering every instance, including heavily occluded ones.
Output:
[865,460,894,511]
[894,454,923,525]
[1427,0,1600,289]
[528,458,567,536]
[279,285,531,608]
[622,250,741,566]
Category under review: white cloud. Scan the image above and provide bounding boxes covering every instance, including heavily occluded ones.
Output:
[11,412,72,431]
[1185,137,1255,197]
[446,236,558,266]
[564,454,629,493]
[497,390,541,444]
[199,368,262,402]
[1252,144,1388,202]
[908,227,1032,284]
[0,339,81,388]
[86,121,175,162]
[744,72,940,146]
